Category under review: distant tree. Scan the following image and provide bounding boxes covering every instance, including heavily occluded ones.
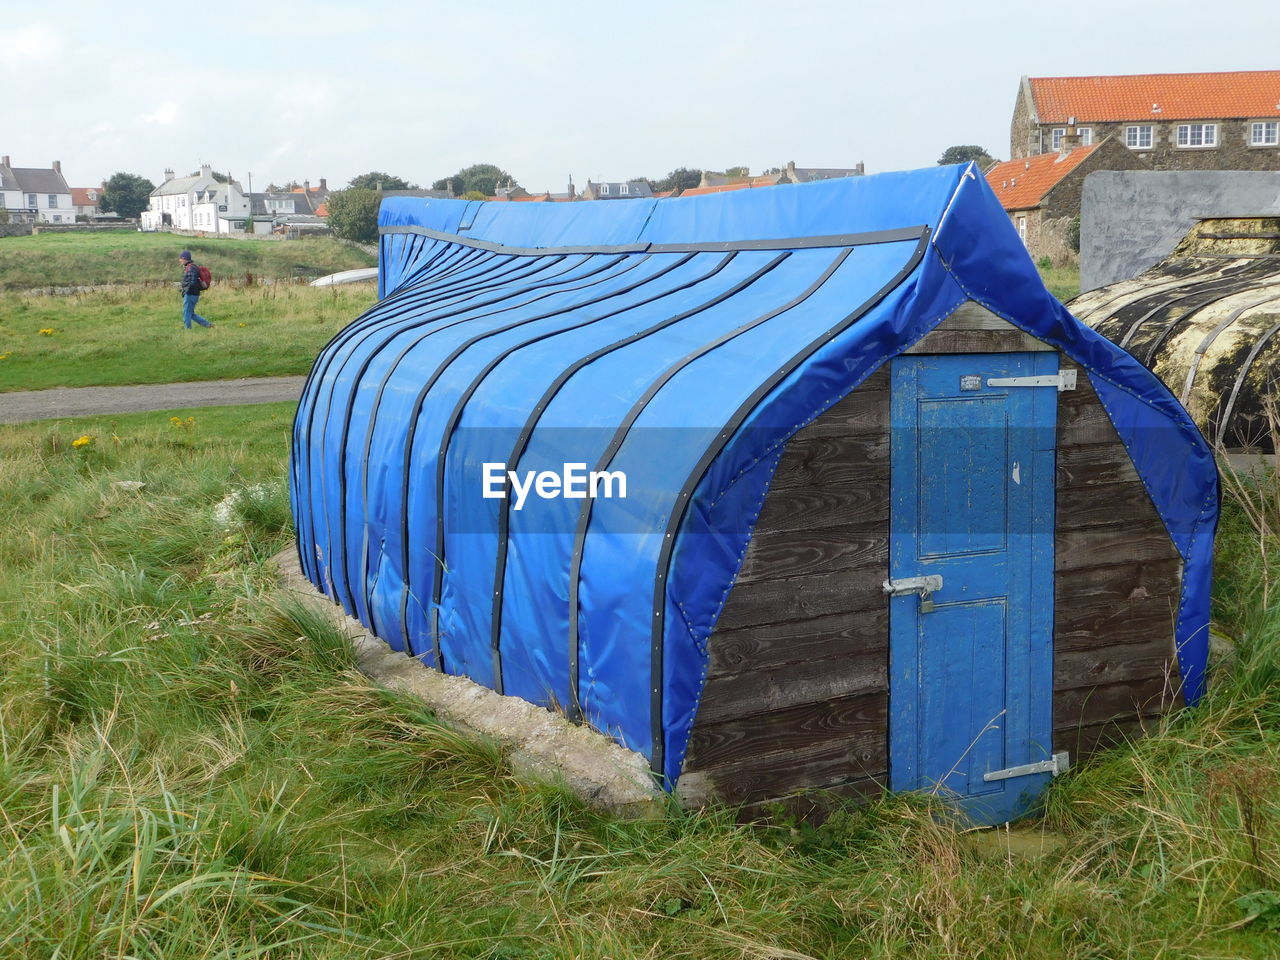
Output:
[937,145,997,168]
[653,167,702,192]
[723,165,750,178]
[190,169,231,183]
[432,164,517,198]
[266,180,302,192]
[347,171,415,191]
[100,172,156,220]
[460,189,488,201]
[325,188,382,244]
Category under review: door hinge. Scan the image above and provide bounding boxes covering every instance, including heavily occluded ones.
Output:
[982,751,1070,782]
[985,371,1077,392]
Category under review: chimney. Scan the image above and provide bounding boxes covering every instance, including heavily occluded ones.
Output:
[568,175,575,200]
[200,163,212,178]
[164,167,174,182]
[304,179,311,192]
[319,178,327,191]
[1060,117,1081,155]
[52,160,61,175]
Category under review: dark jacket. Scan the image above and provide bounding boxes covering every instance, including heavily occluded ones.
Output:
[180,262,203,296]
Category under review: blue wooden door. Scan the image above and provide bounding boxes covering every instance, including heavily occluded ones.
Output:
[888,352,1058,824]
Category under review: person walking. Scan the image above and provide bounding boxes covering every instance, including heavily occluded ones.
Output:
[179,250,213,329]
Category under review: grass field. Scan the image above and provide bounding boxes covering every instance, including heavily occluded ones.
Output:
[0,231,374,290]
[1038,264,1080,302]
[0,283,376,392]
[0,405,1277,957]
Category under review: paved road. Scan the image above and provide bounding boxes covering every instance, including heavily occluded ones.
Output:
[0,376,307,424]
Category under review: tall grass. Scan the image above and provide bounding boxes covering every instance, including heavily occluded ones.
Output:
[0,283,375,392]
[0,231,374,290]
[0,403,1278,957]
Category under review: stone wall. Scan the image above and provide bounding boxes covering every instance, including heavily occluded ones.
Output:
[0,224,34,238]
[1079,170,1280,291]
[1010,78,1038,159]
[1030,119,1280,171]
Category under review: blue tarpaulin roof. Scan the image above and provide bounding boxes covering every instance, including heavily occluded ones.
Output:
[290,165,1217,785]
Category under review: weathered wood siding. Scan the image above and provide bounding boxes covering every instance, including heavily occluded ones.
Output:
[1053,358,1184,757]
[677,303,1184,810]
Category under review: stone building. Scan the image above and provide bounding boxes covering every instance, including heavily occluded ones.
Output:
[1011,71,1280,171]
[986,136,1148,263]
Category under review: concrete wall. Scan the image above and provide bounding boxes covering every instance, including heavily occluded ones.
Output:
[1079,171,1280,291]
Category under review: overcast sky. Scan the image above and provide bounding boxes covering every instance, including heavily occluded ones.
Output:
[2,0,1277,192]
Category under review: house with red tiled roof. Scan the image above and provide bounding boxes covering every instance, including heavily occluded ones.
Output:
[71,186,102,218]
[986,136,1147,263]
[1012,71,1280,171]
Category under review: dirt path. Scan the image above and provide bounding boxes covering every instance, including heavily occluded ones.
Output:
[0,376,306,424]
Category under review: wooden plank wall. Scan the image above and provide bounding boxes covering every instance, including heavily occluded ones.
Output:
[675,366,891,808]
[677,304,1184,811]
[1053,359,1184,758]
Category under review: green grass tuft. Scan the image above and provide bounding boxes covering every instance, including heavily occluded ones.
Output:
[0,405,1277,957]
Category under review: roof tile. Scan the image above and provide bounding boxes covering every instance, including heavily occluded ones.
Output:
[986,145,1100,210]
[1030,70,1280,123]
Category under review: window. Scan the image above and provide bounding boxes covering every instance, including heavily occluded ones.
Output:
[1017,216,1027,245]
[599,184,609,195]
[1051,128,1065,150]
[1125,125,1153,149]
[1177,123,1218,147]
[26,193,36,207]
[48,195,57,207]
[620,183,630,195]
[52,215,61,223]
[1079,127,1094,146]
[1251,122,1280,146]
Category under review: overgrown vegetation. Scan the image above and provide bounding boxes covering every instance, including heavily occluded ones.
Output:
[1039,263,1080,302]
[0,231,374,290]
[0,402,1276,957]
[0,283,375,391]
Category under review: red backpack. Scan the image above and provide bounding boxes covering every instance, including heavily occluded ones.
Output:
[197,265,212,290]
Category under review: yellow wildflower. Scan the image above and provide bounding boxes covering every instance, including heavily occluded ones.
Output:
[72,435,93,449]
[0,353,10,360]
[38,328,54,336]
[237,322,247,328]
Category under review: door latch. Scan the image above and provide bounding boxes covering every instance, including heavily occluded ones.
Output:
[883,574,944,613]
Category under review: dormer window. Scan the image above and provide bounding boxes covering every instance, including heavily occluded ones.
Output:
[599,184,609,195]
[620,183,630,195]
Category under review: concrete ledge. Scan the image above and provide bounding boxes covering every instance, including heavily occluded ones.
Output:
[274,547,663,814]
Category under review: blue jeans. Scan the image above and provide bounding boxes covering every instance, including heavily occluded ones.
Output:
[182,294,212,329]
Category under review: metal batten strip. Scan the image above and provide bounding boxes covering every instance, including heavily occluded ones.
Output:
[1081,260,1248,329]
[426,253,740,686]
[396,254,667,666]
[378,223,927,256]
[348,254,635,634]
[1118,261,1276,351]
[562,243,866,770]
[295,239,483,582]
[1181,290,1280,404]
[632,233,924,778]
[310,255,577,612]
[1218,320,1280,445]
[486,252,796,707]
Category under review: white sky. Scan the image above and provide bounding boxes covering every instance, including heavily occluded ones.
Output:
[2,0,1277,192]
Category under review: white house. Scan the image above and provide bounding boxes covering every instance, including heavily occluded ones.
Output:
[142,164,251,233]
[0,157,74,223]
